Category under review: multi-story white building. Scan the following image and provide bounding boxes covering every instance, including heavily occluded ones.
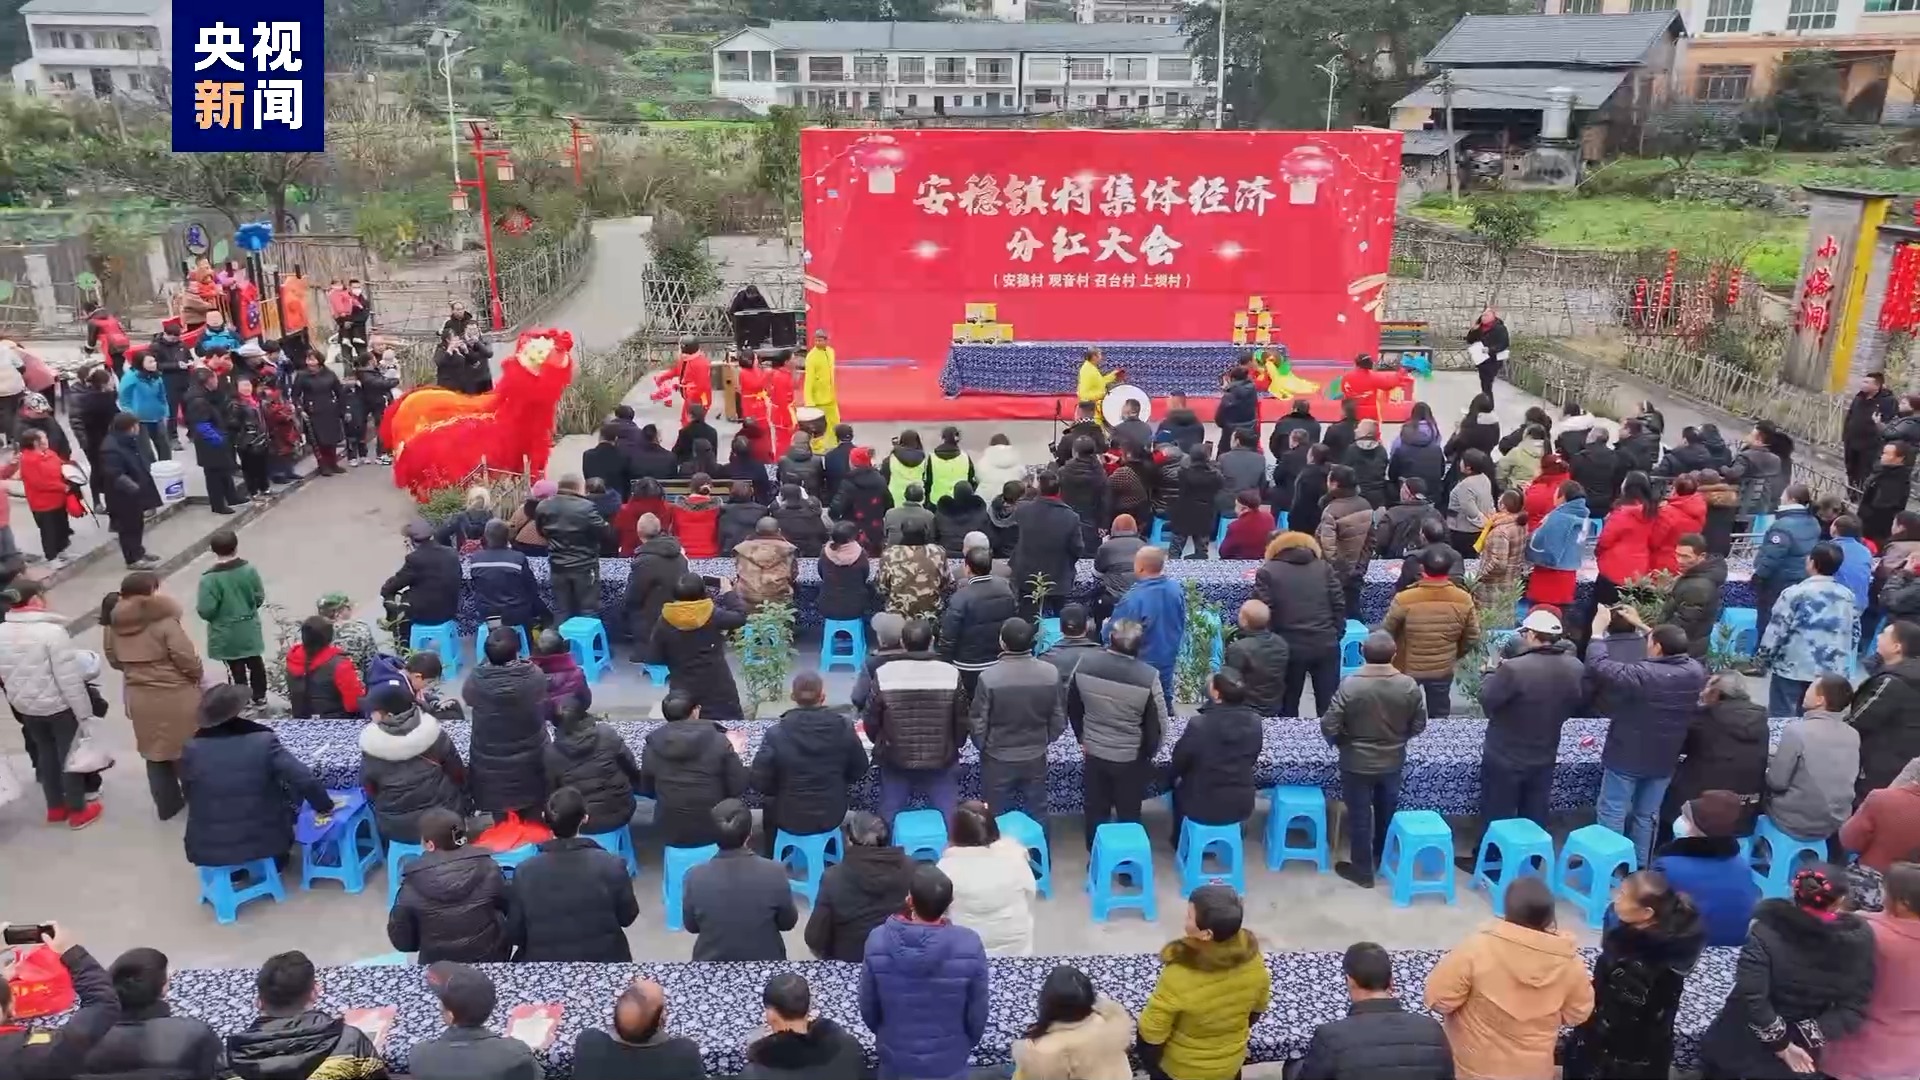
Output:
[938,0,1030,22]
[9,0,170,101]
[1073,0,1190,25]
[710,21,1206,119]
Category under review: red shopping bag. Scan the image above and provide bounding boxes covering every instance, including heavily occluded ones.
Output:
[5,945,74,1019]
[473,809,552,852]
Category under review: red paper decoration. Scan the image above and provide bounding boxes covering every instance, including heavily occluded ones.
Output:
[1880,243,1920,335]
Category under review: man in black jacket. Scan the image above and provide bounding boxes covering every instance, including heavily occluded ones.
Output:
[751,672,870,857]
[1222,599,1289,714]
[773,485,828,557]
[509,787,639,962]
[468,521,544,636]
[1057,436,1110,550]
[970,617,1066,819]
[462,629,550,818]
[648,576,749,720]
[409,963,536,1080]
[740,973,867,1080]
[1372,479,1443,560]
[1475,608,1587,832]
[672,403,720,465]
[1214,366,1259,448]
[1659,534,1726,659]
[535,474,610,622]
[939,548,1019,696]
[1167,670,1266,846]
[0,925,119,1080]
[1269,398,1320,463]
[1294,941,1453,1080]
[1010,471,1086,618]
[625,515,687,664]
[1253,532,1346,715]
[1570,427,1619,516]
[1655,427,1716,477]
[145,325,192,446]
[1860,441,1913,546]
[681,799,800,961]
[1845,371,1899,490]
[820,423,856,502]
[629,424,678,482]
[804,812,914,962]
[77,947,226,1079]
[582,424,635,504]
[866,618,969,823]
[1850,618,1920,799]
[638,689,746,848]
[381,522,463,643]
[387,808,515,963]
[225,951,386,1079]
[1611,417,1660,489]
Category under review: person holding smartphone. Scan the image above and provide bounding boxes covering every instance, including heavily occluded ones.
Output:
[0,922,120,1078]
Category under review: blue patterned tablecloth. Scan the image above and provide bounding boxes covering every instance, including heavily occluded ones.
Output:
[273,715,1783,818]
[454,556,1757,638]
[161,948,1738,1076]
[943,341,1276,397]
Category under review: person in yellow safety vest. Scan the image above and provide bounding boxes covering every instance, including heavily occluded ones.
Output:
[926,425,977,503]
[1076,347,1122,408]
[803,327,839,453]
[882,428,931,510]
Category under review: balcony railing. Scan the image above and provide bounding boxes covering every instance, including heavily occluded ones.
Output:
[977,71,1012,84]
[808,68,846,82]
[933,70,968,84]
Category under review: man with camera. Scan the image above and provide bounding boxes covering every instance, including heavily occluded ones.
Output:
[0,922,119,1079]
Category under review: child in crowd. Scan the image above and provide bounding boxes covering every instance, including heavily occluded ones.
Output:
[261,384,301,484]
[340,369,369,466]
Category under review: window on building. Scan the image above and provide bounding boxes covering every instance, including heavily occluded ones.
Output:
[1703,0,1753,32]
[853,56,886,82]
[1114,57,1148,80]
[973,94,984,106]
[838,90,850,106]
[1029,57,1062,81]
[907,93,918,106]
[1866,0,1919,10]
[774,55,800,82]
[1032,87,1053,103]
[53,71,76,90]
[751,52,771,80]
[934,56,966,83]
[46,29,68,48]
[136,29,154,48]
[978,57,1011,84]
[125,71,143,90]
[1785,0,1838,29]
[1076,93,1088,104]
[1095,92,1108,106]
[1156,57,1191,81]
[718,51,750,80]
[809,56,845,81]
[868,91,881,107]
[1695,63,1754,100]
[1628,0,1676,9]
[804,90,817,105]
[1562,0,1602,11]
[1137,93,1149,106]
[898,57,926,83]
[1069,57,1105,80]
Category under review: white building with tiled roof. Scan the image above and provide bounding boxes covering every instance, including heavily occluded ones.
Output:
[9,0,171,101]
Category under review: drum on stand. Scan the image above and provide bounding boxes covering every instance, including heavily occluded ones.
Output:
[1102,384,1151,427]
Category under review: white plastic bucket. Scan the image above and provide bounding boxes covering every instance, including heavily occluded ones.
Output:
[150,459,186,505]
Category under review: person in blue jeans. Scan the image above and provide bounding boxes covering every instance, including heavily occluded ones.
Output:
[1474,606,1588,833]
[1320,630,1428,889]
[1756,540,1859,719]
[1586,610,1708,867]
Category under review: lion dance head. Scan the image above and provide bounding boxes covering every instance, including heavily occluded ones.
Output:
[385,327,579,499]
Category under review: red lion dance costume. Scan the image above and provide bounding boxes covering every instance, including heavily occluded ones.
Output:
[381,328,575,498]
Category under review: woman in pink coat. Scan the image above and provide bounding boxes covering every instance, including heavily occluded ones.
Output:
[1822,863,1920,1080]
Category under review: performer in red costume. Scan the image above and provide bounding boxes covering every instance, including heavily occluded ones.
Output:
[765,350,796,454]
[1341,353,1404,424]
[381,328,576,498]
[735,351,777,461]
[675,338,711,425]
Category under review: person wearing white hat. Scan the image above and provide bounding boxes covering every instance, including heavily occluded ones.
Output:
[1474,606,1587,831]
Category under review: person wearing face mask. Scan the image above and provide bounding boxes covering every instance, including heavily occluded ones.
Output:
[1650,790,1763,946]
[1562,870,1706,1080]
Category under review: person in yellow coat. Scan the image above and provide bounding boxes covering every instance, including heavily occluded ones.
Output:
[803,328,839,452]
[1076,347,1122,409]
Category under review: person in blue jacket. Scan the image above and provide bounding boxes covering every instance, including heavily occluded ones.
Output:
[1752,483,1822,639]
[116,352,172,462]
[1828,513,1874,614]
[1649,789,1761,947]
[859,863,989,1080]
[1524,480,1588,612]
[1108,545,1187,706]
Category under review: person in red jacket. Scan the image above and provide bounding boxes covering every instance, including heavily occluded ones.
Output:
[1339,354,1405,424]
[1595,469,1659,614]
[1648,474,1708,575]
[1218,489,1276,559]
[1523,455,1570,535]
[283,616,365,717]
[14,428,72,560]
[671,475,722,559]
[613,476,675,556]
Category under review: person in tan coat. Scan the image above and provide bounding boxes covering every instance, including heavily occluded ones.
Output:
[1424,876,1595,1080]
[101,571,205,821]
[1382,547,1480,719]
[1472,491,1527,606]
[1011,965,1135,1080]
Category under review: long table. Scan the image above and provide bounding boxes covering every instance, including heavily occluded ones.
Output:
[274,715,1785,817]
[161,948,1738,1076]
[454,555,1759,637]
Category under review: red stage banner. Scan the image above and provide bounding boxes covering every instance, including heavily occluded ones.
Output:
[800,128,1402,383]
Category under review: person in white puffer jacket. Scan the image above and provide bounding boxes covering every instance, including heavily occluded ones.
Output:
[936,800,1037,956]
[975,434,1029,498]
[0,577,104,827]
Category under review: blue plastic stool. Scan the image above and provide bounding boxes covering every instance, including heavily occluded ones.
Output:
[1716,607,1759,655]
[642,664,671,687]
[385,840,425,909]
[197,859,286,924]
[1212,515,1230,549]
[1471,818,1556,916]
[1036,617,1063,655]
[996,811,1053,898]
[1749,513,1776,538]
[583,825,640,878]
[774,828,845,904]
[489,843,539,879]
[894,809,949,862]
[662,843,719,932]
[1085,821,1157,921]
[1379,810,1457,907]
[408,621,463,678]
[300,800,383,895]
[352,952,412,966]
[1177,819,1246,896]
[1263,785,1330,872]
[822,618,868,674]
[1749,815,1828,899]
[557,616,612,683]
[510,623,531,658]
[1149,518,1170,544]
[1339,620,1369,675]
[1554,824,1637,928]
[1274,510,1289,531]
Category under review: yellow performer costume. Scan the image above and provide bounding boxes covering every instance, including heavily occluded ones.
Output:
[804,333,840,453]
[1077,351,1119,407]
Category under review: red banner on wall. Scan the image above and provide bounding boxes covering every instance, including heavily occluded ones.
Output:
[800,127,1402,381]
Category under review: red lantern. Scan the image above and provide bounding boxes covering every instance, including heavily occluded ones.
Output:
[1879,243,1920,335]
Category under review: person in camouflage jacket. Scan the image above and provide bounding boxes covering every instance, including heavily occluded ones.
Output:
[879,521,948,619]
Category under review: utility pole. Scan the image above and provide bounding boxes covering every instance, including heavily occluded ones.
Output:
[1213,0,1227,129]
[1317,56,1339,130]
[1442,68,1459,204]
[427,28,466,184]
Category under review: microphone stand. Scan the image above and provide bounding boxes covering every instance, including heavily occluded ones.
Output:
[1049,397,1064,458]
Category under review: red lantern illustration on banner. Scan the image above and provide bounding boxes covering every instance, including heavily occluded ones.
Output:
[852,135,909,195]
[1279,145,1336,205]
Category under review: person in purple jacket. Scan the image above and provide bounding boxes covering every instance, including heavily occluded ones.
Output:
[858,864,990,1080]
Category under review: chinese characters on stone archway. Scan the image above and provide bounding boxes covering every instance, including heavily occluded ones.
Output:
[913,173,1280,277]
[1797,234,1840,339]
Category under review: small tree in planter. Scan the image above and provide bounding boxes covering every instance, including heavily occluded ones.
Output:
[1614,571,1679,629]
[1174,580,1225,704]
[731,600,796,720]
[1455,571,1528,712]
